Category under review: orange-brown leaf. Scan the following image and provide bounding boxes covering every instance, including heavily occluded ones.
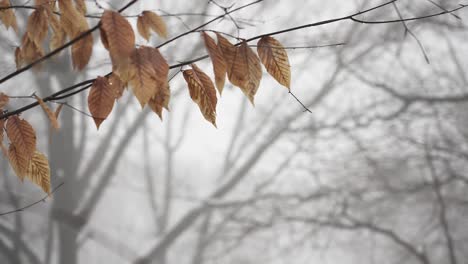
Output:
[0,0,18,32]
[49,14,66,51]
[34,95,59,130]
[26,7,48,46]
[88,76,116,129]
[257,36,290,89]
[145,46,169,88]
[72,32,93,70]
[58,0,88,37]
[137,11,167,41]
[8,143,29,180]
[100,10,135,66]
[25,151,50,194]
[183,64,217,127]
[6,116,36,162]
[14,47,22,69]
[203,32,227,95]
[108,73,126,99]
[128,47,158,107]
[148,82,170,120]
[20,34,45,66]
[0,92,9,108]
[219,37,261,105]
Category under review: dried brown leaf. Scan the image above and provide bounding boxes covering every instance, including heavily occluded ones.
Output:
[26,151,50,194]
[34,95,59,130]
[6,116,36,162]
[0,0,18,32]
[100,10,135,66]
[59,0,88,37]
[108,73,126,99]
[140,11,167,40]
[14,47,22,69]
[88,76,116,129]
[257,36,291,89]
[183,64,217,127]
[74,0,86,15]
[26,7,48,46]
[128,47,158,107]
[49,14,66,51]
[54,104,64,119]
[203,32,227,95]
[8,143,29,180]
[136,15,151,41]
[72,32,93,70]
[0,92,9,108]
[148,82,170,120]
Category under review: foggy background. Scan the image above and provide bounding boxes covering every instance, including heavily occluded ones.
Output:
[1,0,468,263]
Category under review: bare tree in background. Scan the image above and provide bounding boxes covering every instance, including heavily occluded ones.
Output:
[0,1,467,264]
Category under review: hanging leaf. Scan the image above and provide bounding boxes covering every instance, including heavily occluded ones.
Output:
[26,7,48,47]
[137,11,167,41]
[0,92,9,108]
[148,82,170,120]
[58,0,88,38]
[0,0,18,32]
[202,32,227,95]
[183,64,217,127]
[100,10,135,66]
[48,14,66,51]
[74,0,87,15]
[257,36,291,89]
[218,36,261,105]
[20,34,45,66]
[55,104,64,119]
[34,95,60,130]
[8,143,29,180]
[88,76,116,129]
[26,151,51,194]
[108,73,126,99]
[127,47,168,105]
[0,118,4,143]
[6,116,36,162]
[71,32,93,70]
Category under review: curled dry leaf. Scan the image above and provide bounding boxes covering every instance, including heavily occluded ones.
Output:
[100,10,135,66]
[6,116,37,163]
[34,95,60,130]
[0,92,9,108]
[54,104,64,119]
[15,47,23,69]
[72,32,93,70]
[148,82,170,120]
[0,0,18,32]
[202,32,227,95]
[257,36,291,89]
[183,64,217,127]
[88,76,116,129]
[137,11,167,41]
[26,151,51,194]
[26,7,48,47]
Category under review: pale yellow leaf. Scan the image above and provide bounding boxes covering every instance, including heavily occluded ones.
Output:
[88,76,116,129]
